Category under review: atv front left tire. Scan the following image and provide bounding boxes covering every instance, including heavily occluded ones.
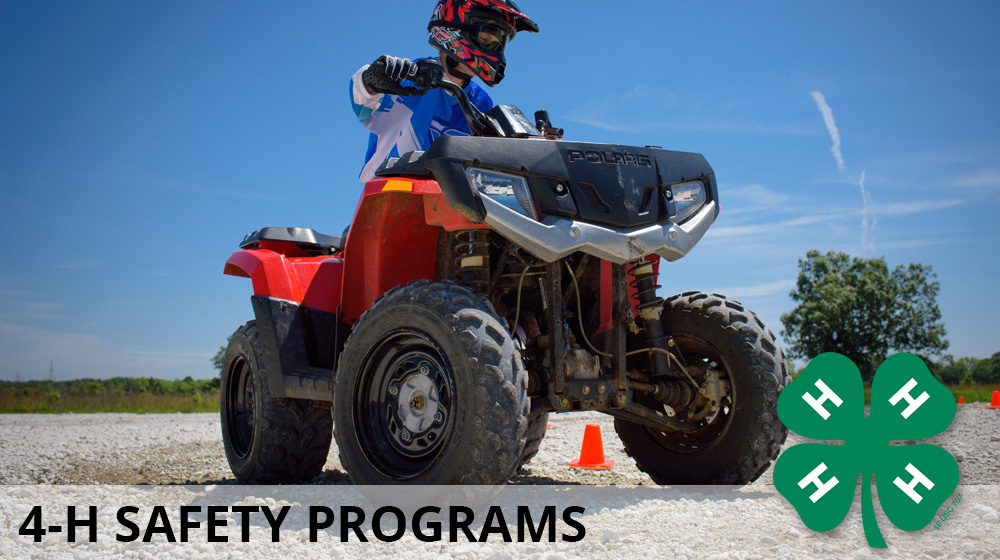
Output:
[333,280,529,485]
[220,321,333,484]
[519,409,549,469]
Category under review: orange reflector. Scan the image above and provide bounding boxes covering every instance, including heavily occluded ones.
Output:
[382,180,413,192]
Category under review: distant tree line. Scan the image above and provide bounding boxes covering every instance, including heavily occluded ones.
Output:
[930,353,1000,385]
[0,376,221,397]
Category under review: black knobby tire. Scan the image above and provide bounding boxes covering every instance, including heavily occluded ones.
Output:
[615,292,790,485]
[519,409,549,469]
[220,321,332,484]
[333,280,529,485]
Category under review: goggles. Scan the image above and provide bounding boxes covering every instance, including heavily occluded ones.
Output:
[473,22,513,51]
[429,19,515,52]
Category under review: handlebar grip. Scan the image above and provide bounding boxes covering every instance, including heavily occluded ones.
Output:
[363,56,431,97]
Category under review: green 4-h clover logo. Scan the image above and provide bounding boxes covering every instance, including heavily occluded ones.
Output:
[773,352,959,548]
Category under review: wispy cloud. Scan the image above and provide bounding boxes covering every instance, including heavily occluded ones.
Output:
[869,199,965,215]
[951,171,1000,189]
[0,321,212,380]
[706,198,963,242]
[568,114,817,136]
[707,209,852,239]
[810,91,846,173]
[708,279,797,299]
[0,286,30,299]
[568,87,819,137]
[48,258,103,270]
[151,180,284,202]
[0,289,69,323]
[724,184,792,204]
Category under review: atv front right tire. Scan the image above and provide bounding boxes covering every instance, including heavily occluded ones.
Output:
[220,321,332,484]
[333,281,529,485]
[615,292,789,485]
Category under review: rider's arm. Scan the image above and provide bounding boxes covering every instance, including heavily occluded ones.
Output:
[350,56,421,130]
[349,65,384,129]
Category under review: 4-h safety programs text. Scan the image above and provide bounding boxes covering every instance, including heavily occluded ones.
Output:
[17,504,587,544]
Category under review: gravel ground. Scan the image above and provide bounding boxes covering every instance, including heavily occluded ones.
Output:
[1,403,998,558]
[0,404,997,486]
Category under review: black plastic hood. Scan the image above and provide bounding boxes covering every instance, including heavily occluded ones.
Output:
[374,136,718,228]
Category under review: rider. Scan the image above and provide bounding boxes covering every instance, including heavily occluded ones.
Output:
[349,0,539,182]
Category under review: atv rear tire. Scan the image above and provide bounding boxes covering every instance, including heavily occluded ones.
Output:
[333,280,529,485]
[220,321,332,484]
[615,292,789,485]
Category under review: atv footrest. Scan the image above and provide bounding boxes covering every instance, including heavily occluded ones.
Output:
[284,366,334,402]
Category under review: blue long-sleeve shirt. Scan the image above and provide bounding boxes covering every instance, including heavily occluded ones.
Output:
[349,57,494,182]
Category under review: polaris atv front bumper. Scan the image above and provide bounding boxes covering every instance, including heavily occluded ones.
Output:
[480,195,717,264]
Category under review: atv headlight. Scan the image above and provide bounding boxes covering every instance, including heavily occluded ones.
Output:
[467,168,538,220]
[670,180,707,223]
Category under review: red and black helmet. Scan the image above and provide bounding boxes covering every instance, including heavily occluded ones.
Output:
[428,0,539,86]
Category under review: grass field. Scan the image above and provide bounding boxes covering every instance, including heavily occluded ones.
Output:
[0,391,220,414]
[937,384,997,405]
[0,378,220,414]
[0,379,994,414]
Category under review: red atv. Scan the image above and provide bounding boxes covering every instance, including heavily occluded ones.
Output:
[220,60,788,485]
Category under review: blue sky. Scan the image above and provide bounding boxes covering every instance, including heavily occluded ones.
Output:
[1,1,997,381]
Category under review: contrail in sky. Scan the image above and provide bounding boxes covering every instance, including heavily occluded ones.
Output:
[859,169,873,251]
[811,90,873,251]
[810,91,846,173]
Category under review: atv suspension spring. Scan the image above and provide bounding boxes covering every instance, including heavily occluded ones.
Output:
[627,259,664,316]
[452,229,489,297]
[627,259,678,380]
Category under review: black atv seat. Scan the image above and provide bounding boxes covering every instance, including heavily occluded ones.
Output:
[240,227,344,255]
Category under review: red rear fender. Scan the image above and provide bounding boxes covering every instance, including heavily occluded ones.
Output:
[224,249,343,315]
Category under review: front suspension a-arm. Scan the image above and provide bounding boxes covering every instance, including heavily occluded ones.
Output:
[607,403,700,433]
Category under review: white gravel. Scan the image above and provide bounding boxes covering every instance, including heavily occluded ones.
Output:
[1,403,998,558]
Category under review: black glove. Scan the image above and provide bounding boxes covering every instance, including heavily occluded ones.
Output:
[362,55,420,96]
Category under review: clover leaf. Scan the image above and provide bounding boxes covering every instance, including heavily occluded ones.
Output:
[773,352,958,548]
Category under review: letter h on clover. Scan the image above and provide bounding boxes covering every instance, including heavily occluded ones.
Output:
[773,353,959,548]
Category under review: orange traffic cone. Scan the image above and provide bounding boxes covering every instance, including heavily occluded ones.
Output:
[987,391,1000,409]
[569,424,614,470]
[958,396,964,404]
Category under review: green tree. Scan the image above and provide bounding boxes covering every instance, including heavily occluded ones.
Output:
[932,355,979,385]
[787,359,800,380]
[212,337,231,374]
[970,352,1000,384]
[780,250,948,381]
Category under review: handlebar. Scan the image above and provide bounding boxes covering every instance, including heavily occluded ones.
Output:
[370,58,556,139]
[410,59,497,137]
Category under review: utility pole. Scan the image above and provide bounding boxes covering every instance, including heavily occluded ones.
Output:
[50,360,54,382]
[15,371,22,382]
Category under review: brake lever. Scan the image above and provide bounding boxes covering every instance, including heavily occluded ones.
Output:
[411,59,445,90]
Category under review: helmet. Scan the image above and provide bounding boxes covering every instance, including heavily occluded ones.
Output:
[428,0,539,86]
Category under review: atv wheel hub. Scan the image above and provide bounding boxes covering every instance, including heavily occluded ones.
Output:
[396,367,441,434]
